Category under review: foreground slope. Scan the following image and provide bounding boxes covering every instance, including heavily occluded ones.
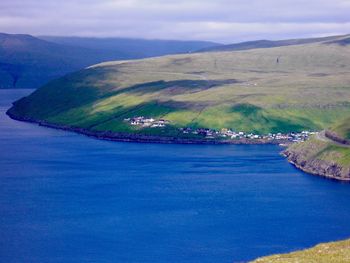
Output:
[251,239,350,263]
[7,34,350,140]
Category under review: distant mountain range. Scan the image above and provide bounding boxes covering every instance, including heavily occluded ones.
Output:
[0,33,219,89]
[40,36,219,59]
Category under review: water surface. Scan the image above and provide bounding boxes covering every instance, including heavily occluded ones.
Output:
[1,89,350,263]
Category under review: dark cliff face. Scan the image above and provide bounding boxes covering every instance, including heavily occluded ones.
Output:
[283,148,350,181]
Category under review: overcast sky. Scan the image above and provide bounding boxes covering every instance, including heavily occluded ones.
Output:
[1,0,350,43]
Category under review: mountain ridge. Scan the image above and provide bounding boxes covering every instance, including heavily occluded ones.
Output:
[39,35,220,58]
[0,32,219,89]
[198,34,350,52]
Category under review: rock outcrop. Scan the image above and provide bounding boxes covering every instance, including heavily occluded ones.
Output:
[283,137,350,181]
[283,149,349,181]
[325,130,350,145]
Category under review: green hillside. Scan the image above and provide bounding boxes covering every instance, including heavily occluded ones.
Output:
[7,34,350,138]
[251,238,350,263]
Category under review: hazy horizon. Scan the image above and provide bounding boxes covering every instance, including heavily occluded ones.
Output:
[1,0,350,44]
[0,32,346,45]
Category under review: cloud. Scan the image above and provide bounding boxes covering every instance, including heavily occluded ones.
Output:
[0,0,349,43]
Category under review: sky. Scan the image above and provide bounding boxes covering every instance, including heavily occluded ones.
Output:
[0,0,350,43]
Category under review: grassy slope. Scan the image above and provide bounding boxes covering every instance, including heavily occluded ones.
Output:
[251,239,350,263]
[8,34,350,135]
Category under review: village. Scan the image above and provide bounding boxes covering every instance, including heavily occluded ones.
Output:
[124,116,316,142]
[180,127,315,143]
[124,116,170,128]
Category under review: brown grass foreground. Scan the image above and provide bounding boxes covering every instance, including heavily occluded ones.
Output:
[251,239,350,263]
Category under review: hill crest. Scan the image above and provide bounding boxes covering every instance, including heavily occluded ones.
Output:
[198,34,350,53]
[7,34,350,140]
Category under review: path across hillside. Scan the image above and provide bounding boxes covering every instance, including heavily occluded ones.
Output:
[316,130,350,148]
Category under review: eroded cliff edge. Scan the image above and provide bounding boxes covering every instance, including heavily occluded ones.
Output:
[283,134,350,181]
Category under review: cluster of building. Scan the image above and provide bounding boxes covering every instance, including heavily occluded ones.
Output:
[125,116,315,142]
[180,127,315,142]
[124,116,170,128]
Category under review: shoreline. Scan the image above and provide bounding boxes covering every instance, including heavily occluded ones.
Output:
[6,110,291,146]
[282,149,350,182]
[7,109,349,182]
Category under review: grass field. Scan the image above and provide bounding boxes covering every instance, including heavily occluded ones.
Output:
[251,238,350,263]
[8,34,350,136]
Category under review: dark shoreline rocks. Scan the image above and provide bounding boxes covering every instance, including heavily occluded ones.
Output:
[283,147,350,182]
[6,109,350,182]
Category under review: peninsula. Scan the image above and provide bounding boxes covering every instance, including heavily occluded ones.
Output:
[6,34,350,177]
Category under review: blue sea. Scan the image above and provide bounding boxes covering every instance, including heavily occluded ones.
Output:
[1,89,350,263]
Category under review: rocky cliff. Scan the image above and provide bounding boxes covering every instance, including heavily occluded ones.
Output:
[283,137,350,181]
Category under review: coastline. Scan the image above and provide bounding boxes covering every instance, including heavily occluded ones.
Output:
[9,107,349,182]
[282,146,350,182]
[6,110,290,146]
